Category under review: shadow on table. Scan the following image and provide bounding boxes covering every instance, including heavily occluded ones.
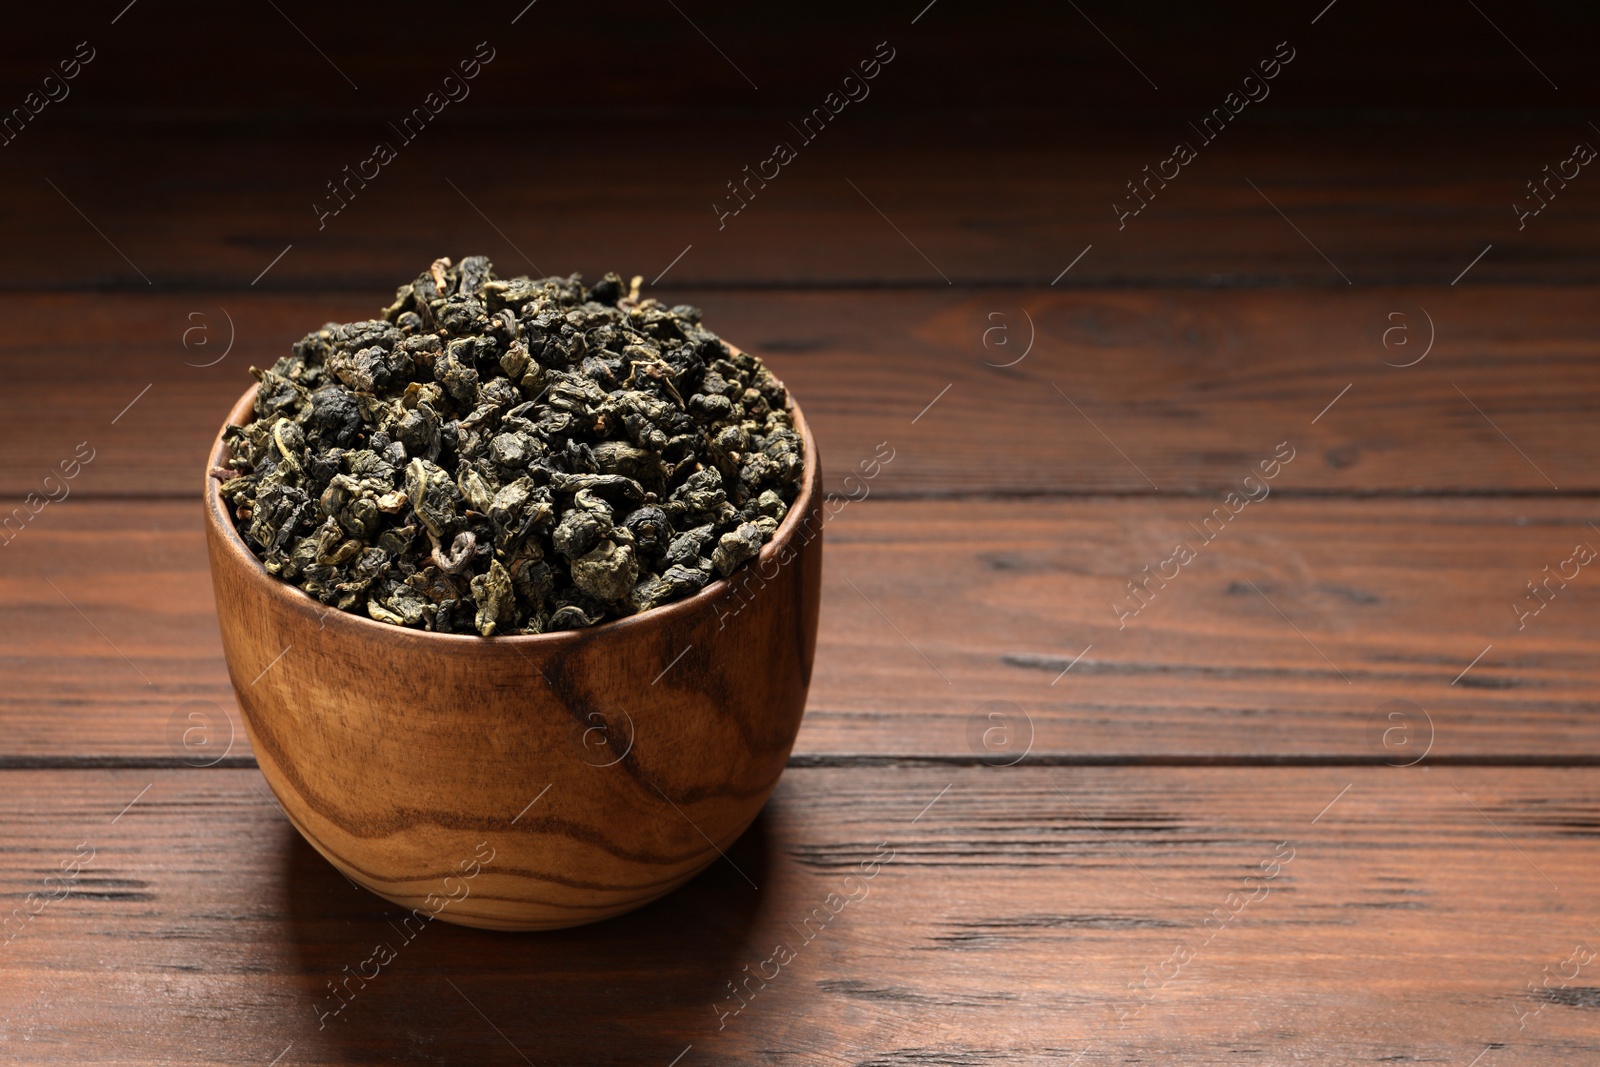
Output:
[281,807,777,1065]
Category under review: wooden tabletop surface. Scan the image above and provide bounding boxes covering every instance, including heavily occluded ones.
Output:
[3,3,1599,1064]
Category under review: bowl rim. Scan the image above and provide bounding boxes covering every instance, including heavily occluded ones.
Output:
[204,354,820,647]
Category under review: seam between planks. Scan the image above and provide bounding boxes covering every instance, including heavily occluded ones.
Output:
[2,754,1598,772]
[11,489,1600,505]
[1,278,1598,295]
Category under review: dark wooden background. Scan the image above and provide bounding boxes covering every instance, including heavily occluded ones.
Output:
[2,1,1599,1063]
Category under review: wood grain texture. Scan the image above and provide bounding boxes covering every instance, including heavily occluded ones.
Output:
[5,119,1599,290]
[8,496,1599,762]
[1,765,1596,1064]
[3,286,1597,499]
[3,6,1597,1061]
[7,0,1598,115]
[201,388,823,929]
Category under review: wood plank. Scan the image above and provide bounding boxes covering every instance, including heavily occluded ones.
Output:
[4,286,1598,499]
[6,118,1600,289]
[0,765,1596,1064]
[6,497,1599,762]
[6,0,1597,117]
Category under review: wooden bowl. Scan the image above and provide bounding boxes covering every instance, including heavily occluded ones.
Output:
[203,377,822,930]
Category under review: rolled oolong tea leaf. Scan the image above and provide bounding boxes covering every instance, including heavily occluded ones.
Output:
[216,258,804,636]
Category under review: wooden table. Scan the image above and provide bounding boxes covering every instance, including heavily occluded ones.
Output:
[3,4,1599,1063]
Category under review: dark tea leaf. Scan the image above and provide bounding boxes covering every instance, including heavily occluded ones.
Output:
[218,259,804,636]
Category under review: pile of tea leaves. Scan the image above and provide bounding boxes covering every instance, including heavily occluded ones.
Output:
[217,258,804,636]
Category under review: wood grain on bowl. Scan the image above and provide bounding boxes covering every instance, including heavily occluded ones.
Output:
[204,382,823,930]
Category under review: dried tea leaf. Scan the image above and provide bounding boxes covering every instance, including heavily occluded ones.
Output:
[219,260,804,635]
